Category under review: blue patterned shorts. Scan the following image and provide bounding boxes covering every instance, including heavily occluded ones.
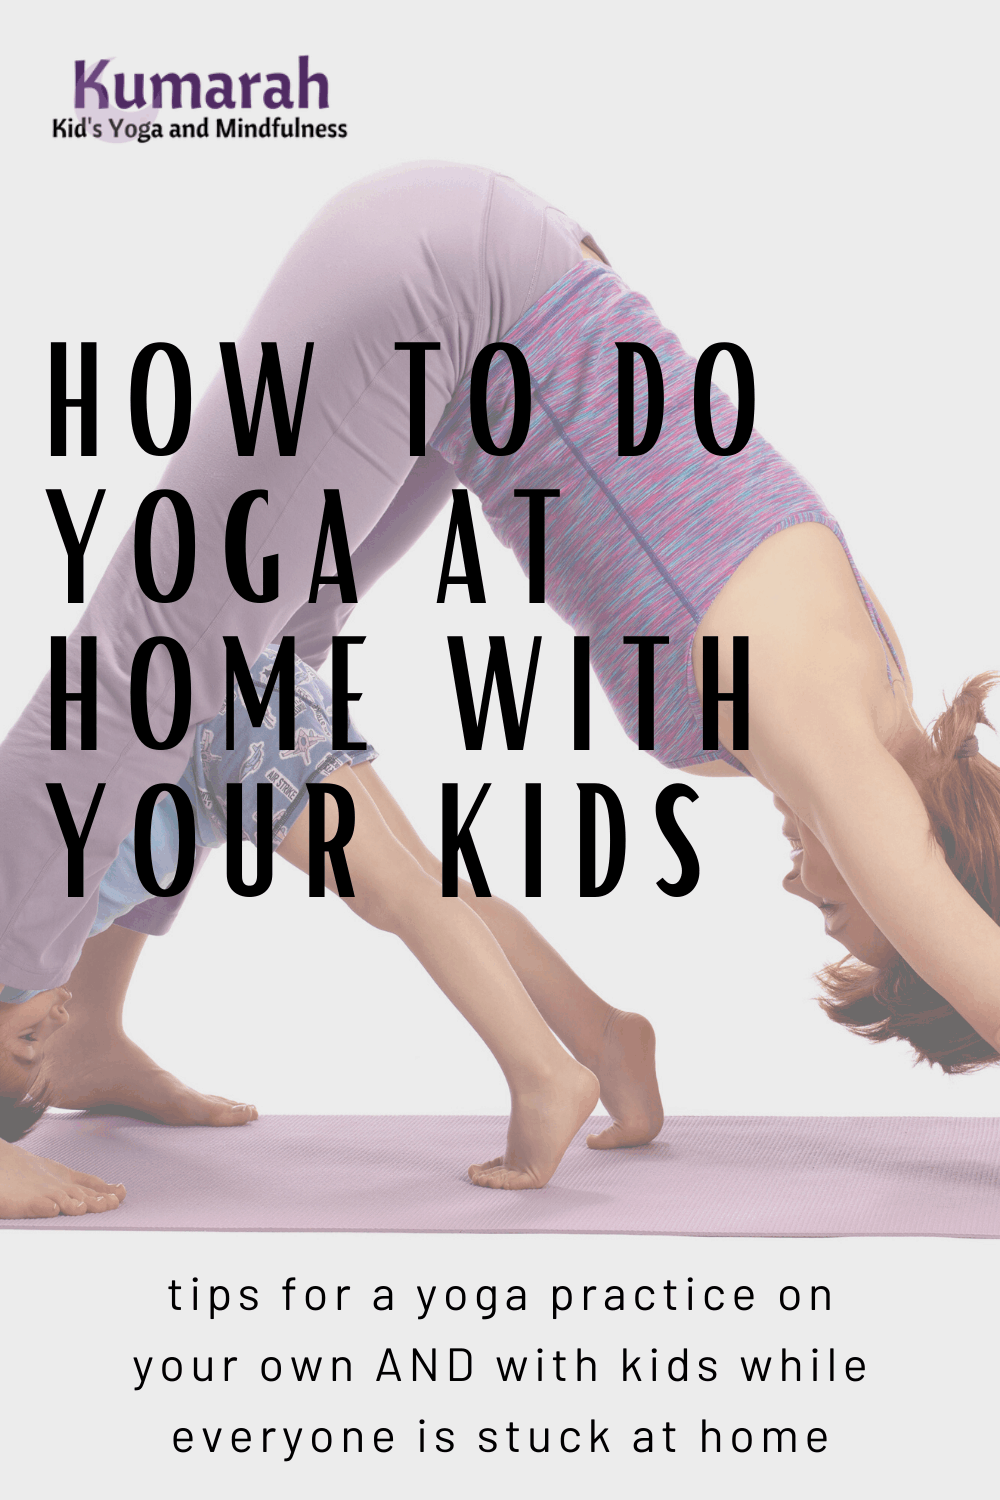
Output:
[177,644,378,851]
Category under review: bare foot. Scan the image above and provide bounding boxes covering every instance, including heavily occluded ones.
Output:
[0,1138,125,1219]
[583,1009,664,1150]
[468,1058,600,1190]
[44,1036,258,1127]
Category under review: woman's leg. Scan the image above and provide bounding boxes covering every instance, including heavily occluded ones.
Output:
[39,925,258,1126]
[278,765,600,1189]
[349,763,664,1148]
[0,163,499,994]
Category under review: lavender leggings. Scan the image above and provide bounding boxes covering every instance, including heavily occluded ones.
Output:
[0,163,593,990]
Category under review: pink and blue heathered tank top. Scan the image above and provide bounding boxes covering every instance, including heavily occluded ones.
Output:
[430,261,902,771]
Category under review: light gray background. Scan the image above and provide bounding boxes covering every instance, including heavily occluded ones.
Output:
[4,2,998,1494]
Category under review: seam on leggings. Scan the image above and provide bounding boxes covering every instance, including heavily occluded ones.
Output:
[158,317,464,661]
[474,172,498,368]
[521,206,589,322]
[489,173,549,332]
[165,307,472,664]
[186,307,462,619]
[529,382,699,622]
[516,204,550,327]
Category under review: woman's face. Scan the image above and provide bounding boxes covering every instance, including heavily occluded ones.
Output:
[774,797,893,966]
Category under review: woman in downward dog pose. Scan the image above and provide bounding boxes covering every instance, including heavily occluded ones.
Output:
[1,161,997,1213]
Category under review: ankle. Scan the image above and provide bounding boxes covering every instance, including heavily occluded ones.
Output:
[573,1013,619,1069]
[509,1052,589,1097]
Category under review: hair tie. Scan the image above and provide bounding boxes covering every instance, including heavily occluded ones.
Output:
[955,736,979,759]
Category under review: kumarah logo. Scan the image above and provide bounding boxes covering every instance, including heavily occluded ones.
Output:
[74,56,331,111]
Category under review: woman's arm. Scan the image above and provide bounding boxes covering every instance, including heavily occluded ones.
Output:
[694,519,1000,1042]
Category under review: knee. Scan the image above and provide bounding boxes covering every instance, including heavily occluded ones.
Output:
[411,844,443,886]
[343,856,425,936]
[458,879,500,917]
[343,884,397,933]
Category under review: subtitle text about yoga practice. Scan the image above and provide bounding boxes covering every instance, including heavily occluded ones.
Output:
[130,1273,867,1464]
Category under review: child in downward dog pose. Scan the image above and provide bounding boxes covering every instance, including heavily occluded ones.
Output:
[0,645,663,1219]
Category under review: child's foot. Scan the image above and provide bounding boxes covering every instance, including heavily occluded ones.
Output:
[44,1036,258,1127]
[468,1058,600,1190]
[583,1009,664,1150]
[0,1138,125,1219]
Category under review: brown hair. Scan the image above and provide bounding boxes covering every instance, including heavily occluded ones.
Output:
[0,1086,50,1143]
[818,673,1000,1072]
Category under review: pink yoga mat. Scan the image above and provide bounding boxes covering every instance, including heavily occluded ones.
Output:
[7,1113,1000,1236]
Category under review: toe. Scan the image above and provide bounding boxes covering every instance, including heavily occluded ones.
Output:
[80,1176,126,1202]
[468,1156,504,1182]
[23,1196,61,1219]
[469,1165,536,1191]
[221,1101,258,1126]
[587,1119,661,1149]
[47,1160,125,1195]
[77,1170,124,1194]
[587,1121,633,1149]
[85,1189,122,1212]
[56,1189,89,1216]
[205,1096,259,1126]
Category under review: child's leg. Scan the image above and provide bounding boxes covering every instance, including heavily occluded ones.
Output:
[347,763,663,1149]
[278,767,600,1190]
[40,925,258,1127]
